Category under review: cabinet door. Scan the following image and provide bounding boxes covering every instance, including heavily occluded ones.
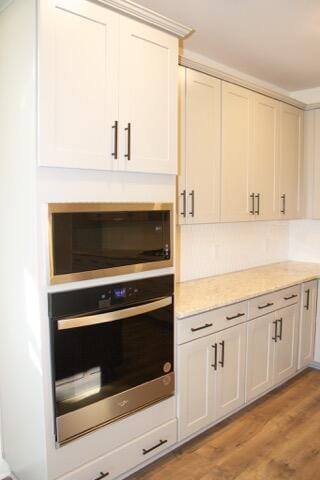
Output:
[221,82,253,222]
[177,66,187,224]
[251,94,279,220]
[183,69,221,224]
[299,281,318,369]
[38,0,119,169]
[273,304,299,385]
[178,335,215,440]
[119,16,178,174]
[279,104,303,219]
[215,324,246,420]
[246,313,275,402]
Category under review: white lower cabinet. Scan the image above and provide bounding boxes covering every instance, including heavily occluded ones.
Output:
[214,325,246,420]
[299,280,318,369]
[273,304,299,385]
[178,323,246,440]
[59,420,177,480]
[246,303,299,402]
[60,281,317,479]
[246,313,275,402]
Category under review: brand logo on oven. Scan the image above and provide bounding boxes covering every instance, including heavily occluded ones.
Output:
[118,400,129,408]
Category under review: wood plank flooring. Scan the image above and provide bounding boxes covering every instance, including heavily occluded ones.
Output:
[128,369,320,480]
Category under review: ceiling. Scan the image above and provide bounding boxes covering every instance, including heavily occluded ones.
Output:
[135,0,320,92]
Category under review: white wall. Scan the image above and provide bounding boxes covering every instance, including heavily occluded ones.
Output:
[179,221,290,282]
[0,0,48,478]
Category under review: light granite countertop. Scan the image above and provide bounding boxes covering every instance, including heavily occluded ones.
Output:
[175,261,320,319]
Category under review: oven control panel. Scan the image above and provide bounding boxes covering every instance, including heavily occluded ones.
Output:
[48,274,174,320]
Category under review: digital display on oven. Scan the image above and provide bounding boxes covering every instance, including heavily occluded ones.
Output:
[113,287,127,299]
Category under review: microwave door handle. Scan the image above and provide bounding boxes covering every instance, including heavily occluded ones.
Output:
[57,296,172,331]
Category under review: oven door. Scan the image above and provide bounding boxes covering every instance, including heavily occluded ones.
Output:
[52,296,174,444]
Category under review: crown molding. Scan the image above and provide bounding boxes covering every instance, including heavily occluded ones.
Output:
[305,103,320,111]
[93,0,193,38]
[180,54,307,110]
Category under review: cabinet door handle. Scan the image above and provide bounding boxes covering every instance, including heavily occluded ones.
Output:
[124,123,131,160]
[189,190,195,217]
[191,322,213,332]
[249,193,255,215]
[281,194,286,214]
[94,472,109,480]
[142,439,167,455]
[211,343,218,370]
[277,318,283,341]
[219,340,225,368]
[180,190,186,217]
[258,302,274,310]
[305,288,310,310]
[111,120,118,159]
[283,294,298,301]
[226,312,245,321]
[255,193,260,215]
[272,320,278,342]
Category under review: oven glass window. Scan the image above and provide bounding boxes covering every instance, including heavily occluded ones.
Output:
[52,210,171,275]
[53,302,174,418]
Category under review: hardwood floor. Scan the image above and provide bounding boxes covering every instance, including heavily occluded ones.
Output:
[128,369,320,480]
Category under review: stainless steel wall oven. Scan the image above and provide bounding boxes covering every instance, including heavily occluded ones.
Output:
[48,275,174,445]
[48,203,173,285]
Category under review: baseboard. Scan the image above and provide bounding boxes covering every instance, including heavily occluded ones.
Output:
[310,361,320,370]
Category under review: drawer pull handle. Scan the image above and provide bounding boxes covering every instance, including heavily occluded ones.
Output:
[142,439,167,455]
[305,288,310,310]
[189,190,195,217]
[258,302,274,310]
[219,340,225,368]
[111,120,118,159]
[124,122,131,160]
[283,294,298,301]
[249,192,255,215]
[191,323,213,332]
[272,320,278,342]
[94,472,109,480]
[211,343,218,370]
[278,318,283,341]
[180,190,186,217]
[281,193,286,214]
[226,312,245,321]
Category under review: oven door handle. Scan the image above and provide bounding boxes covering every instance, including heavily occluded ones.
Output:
[57,297,173,330]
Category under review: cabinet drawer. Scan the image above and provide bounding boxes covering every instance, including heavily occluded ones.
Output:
[277,285,300,310]
[177,301,248,344]
[249,285,300,320]
[248,291,280,319]
[59,420,177,480]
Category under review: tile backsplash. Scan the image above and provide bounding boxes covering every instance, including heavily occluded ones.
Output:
[178,221,290,282]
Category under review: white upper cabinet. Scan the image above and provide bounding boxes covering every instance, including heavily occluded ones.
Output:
[38,0,119,170]
[119,17,178,174]
[279,103,303,219]
[251,94,280,220]
[38,0,178,174]
[178,67,221,224]
[221,82,253,222]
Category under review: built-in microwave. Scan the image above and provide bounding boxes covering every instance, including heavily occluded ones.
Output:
[48,203,173,284]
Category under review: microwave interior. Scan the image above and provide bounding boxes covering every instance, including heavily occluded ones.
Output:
[50,207,171,278]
